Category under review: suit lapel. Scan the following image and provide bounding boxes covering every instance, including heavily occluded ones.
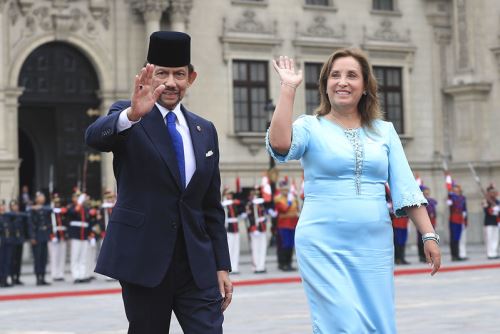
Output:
[183,106,205,193]
[140,106,182,190]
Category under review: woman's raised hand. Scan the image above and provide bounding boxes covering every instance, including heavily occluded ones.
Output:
[272,56,303,89]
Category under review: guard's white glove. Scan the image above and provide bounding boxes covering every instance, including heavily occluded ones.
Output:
[89,238,96,247]
[77,193,87,205]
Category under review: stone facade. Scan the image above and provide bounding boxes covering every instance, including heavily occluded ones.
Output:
[0,0,499,244]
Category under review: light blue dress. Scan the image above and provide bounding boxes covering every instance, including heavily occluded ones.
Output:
[266,115,426,333]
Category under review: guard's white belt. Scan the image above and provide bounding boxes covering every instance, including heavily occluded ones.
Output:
[70,221,88,227]
[226,218,238,223]
[54,226,67,231]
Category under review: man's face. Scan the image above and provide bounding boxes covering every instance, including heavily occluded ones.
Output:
[35,194,45,205]
[152,65,197,110]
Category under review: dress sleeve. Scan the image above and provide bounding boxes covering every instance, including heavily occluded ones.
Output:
[387,122,427,217]
[265,115,311,163]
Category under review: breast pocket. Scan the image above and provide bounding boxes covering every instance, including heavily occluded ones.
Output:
[109,207,145,228]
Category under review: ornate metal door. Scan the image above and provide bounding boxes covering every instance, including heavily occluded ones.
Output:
[18,42,101,200]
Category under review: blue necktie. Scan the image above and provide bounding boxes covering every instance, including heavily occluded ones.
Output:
[166,112,186,189]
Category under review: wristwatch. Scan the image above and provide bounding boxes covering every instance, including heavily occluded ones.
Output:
[422,232,440,244]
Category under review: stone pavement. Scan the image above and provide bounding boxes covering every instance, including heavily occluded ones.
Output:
[0,244,499,333]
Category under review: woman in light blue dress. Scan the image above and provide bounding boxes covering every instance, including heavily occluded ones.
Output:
[266,49,441,333]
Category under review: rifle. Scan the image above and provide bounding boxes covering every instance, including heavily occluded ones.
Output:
[82,153,89,194]
[467,162,488,199]
[48,164,58,240]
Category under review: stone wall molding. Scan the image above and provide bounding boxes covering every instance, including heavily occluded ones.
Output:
[220,10,282,62]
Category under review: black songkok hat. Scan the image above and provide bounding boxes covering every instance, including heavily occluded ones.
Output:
[147,31,191,67]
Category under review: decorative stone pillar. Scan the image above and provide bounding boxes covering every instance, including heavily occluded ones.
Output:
[97,90,121,193]
[0,87,23,201]
[443,83,491,163]
[434,27,452,163]
[169,0,193,32]
[131,0,168,39]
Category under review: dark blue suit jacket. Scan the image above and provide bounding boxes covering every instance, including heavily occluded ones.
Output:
[85,101,230,288]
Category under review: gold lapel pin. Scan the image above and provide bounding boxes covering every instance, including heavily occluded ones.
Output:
[196,125,201,132]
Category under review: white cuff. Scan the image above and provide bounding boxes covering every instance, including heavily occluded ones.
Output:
[117,107,141,133]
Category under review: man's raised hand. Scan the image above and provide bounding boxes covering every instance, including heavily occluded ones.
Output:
[128,63,165,121]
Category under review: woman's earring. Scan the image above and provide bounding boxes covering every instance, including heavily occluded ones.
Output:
[363,90,367,95]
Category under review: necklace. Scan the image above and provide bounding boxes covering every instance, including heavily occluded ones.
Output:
[329,111,360,130]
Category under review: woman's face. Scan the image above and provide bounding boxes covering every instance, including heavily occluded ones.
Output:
[326,56,365,112]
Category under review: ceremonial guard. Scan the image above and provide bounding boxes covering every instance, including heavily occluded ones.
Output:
[222,189,242,274]
[19,185,32,212]
[49,196,68,281]
[386,185,410,265]
[67,192,93,283]
[274,182,299,271]
[447,184,467,261]
[101,190,116,236]
[29,192,53,285]
[7,200,29,285]
[418,186,437,263]
[87,199,103,280]
[246,189,268,273]
[0,200,14,287]
[100,190,115,280]
[483,184,499,259]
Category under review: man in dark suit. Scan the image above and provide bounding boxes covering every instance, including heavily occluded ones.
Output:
[85,31,232,333]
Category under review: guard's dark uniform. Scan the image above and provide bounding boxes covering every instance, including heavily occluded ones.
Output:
[0,208,14,287]
[29,205,53,285]
[5,210,29,285]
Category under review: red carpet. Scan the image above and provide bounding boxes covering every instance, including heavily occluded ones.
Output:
[1,262,499,302]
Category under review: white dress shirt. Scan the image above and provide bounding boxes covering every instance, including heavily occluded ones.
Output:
[117,103,196,188]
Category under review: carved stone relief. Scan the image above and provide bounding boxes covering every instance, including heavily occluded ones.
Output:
[227,10,275,35]
[128,0,167,13]
[297,16,345,39]
[8,0,110,39]
[0,0,7,12]
[169,0,193,29]
[363,19,410,43]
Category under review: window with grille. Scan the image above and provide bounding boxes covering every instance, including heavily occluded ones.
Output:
[373,0,394,11]
[233,60,269,132]
[373,66,404,133]
[305,63,323,115]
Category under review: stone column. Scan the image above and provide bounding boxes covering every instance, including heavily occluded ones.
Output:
[0,87,23,201]
[169,0,193,32]
[131,0,168,39]
[97,90,122,194]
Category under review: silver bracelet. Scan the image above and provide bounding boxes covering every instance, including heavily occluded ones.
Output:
[280,81,298,90]
[422,232,440,244]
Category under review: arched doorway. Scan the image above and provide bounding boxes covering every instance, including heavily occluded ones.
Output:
[18,42,101,201]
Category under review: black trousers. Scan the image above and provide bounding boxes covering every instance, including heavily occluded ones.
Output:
[10,244,23,278]
[32,242,48,276]
[120,227,224,334]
